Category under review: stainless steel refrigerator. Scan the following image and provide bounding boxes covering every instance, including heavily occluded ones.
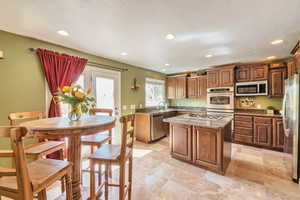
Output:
[283,73,300,183]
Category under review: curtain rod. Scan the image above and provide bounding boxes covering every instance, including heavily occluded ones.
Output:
[29,48,128,72]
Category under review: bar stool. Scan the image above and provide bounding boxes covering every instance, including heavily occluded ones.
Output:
[8,111,66,193]
[81,108,113,183]
[88,114,135,200]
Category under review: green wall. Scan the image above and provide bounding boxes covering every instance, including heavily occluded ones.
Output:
[0,30,165,124]
[0,30,165,167]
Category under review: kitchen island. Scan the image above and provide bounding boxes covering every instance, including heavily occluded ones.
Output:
[164,114,232,175]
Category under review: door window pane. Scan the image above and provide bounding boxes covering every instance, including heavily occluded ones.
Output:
[96,77,114,110]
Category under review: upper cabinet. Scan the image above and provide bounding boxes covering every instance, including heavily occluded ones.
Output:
[167,75,187,99]
[236,64,268,82]
[207,65,235,88]
[187,75,207,99]
[269,68,286,98]
[287,59,297,78]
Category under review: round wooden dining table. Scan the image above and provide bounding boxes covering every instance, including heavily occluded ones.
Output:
[21,115,116,200]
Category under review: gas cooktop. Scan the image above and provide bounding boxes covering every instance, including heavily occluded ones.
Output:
[187,113,224,120]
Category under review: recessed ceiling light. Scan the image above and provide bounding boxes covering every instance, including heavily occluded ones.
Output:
[57,30,69,36]
[120,52,128,56]
[266,56,276,60]
[165,34,175,40]
[205,54,213,58]
[271,39,283,45]
[165,63,170,66]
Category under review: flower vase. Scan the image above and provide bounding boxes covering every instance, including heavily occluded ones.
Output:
[68,104,82,121]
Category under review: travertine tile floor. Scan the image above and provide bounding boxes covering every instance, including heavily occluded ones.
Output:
[5,137,300,200]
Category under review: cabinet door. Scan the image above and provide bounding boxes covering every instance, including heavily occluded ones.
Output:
[167,77,176,99]
[287,59,297,78]
[219,66,235,87]
[187,77,198,98]
[207,70,219,88]
[176,76,187,98]
[273,118,285,149]
[198,76,207,97]
[269,68,286,98]
[236,65,251,82]
[251,64,269,81]
[170,124,192,161]
[193,126,220,167]
[254,123,272,147]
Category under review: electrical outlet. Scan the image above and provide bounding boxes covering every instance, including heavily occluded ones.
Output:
[0,51,3,59]
[139,104,143,108]
[122,105,127,110]
[257,104,262,109]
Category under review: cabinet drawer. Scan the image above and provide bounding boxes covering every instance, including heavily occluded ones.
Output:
[235,127,253,136]
[254,117,272,124]
[235,121,253,128]
[235,115,253,122]
[234,134,253,144]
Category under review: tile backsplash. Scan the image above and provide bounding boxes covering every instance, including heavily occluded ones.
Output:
[235,96,283,110]
[169,98,207,107]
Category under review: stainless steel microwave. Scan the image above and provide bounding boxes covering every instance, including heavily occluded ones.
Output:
[235,81,268,96]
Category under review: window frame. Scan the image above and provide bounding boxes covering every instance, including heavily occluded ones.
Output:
[145,78,166,107]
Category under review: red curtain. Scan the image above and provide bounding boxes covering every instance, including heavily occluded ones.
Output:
[37,48,87,158]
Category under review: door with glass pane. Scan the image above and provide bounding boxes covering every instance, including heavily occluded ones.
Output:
[91,68,121,141]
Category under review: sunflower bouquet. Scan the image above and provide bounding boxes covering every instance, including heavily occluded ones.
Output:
[57,84,96,121]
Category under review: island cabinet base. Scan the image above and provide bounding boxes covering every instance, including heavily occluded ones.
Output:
[170,122,232,175]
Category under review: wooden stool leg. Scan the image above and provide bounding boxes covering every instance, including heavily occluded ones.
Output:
[119,163,125,200]
[98,164,102,186]
[90,160,96,200]
[58,149,66,193]
[128,155,133,200]
[38,189,47,200]
[105,164,109,200]
[66,170,73,200]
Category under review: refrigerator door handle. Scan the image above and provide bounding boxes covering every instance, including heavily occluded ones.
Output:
[282,81,289,137]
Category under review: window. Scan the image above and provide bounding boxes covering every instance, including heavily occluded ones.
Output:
[145,78,165,107]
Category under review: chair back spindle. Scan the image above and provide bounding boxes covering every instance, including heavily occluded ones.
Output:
[119,114,135,161]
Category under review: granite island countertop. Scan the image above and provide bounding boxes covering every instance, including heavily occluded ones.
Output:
[163,114,233,129]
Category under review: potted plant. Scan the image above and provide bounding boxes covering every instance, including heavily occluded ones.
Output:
[57,84,96,121]
[266,106,275,115]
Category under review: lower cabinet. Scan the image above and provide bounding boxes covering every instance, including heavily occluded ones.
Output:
[170,124,192,161]
[234,114,285,151]
[254,123,272,147]
[193,127,220,169]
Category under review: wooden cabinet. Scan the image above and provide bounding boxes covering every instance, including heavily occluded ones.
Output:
[234,115,254,144]
[170,124,192,161]
[166,75,187,99]
[236,64,269,82]
[273,118,285,149]
[187,75,207,98]
[176,76,187,98]
[207,70,219,88]
[236,65,251,82]
[251,64,269,81]
[187,77,198,98]
[193,127,220,168]
[269,68,286,98]
[207,65,235,88]
[198,75,207,97]
[254,117,272,147]
[167,77,176,99]
[219,66,235,87]
[287,59,297,78]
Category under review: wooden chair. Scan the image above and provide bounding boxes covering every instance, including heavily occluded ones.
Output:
[88,114,135,200]
[0,126,73,200]
[8,111,66,192]
[80,108,113,183]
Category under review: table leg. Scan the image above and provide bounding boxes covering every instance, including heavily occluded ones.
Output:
[68,136,82,200]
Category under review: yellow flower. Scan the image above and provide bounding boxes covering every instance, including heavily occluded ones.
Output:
[87,88,92,95]
[74,91,85,99]
[62,86,71,93]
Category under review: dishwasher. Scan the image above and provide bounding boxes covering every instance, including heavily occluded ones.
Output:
[151,113,167,141]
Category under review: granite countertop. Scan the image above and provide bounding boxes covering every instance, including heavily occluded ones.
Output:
[235,109,282,117]
[163,114,233,129]
[135,106,206,115]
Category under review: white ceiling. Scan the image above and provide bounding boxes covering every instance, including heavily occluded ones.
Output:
[1,0,300,74]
